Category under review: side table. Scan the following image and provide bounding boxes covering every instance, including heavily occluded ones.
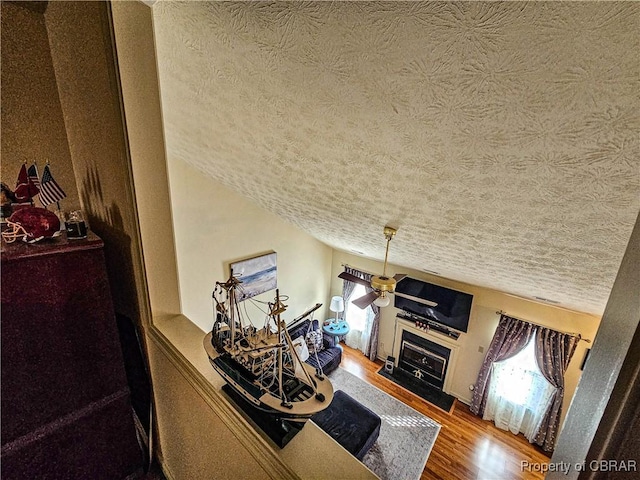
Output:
[323,320,350,346]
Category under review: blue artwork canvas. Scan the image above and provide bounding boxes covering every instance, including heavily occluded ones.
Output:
[231,252,277,301]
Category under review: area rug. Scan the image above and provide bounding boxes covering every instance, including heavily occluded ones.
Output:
[325,368,441,480]
[377,366,456,414]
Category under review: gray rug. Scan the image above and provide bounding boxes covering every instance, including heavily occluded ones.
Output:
[326,368,441,480]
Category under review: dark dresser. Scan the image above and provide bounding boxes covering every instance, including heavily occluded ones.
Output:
[1,232,142,479]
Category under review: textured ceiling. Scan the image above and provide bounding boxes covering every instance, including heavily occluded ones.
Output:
[152,1,639,316]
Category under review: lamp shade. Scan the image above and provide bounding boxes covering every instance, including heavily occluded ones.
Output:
[373,295,391,308]
[329,296,345,313]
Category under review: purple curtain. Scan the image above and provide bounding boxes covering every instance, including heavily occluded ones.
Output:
[363,283,381,361]
[533,328,580,452]
[340,266,363,317]
[470,314,536,416]
[340,266,380,359]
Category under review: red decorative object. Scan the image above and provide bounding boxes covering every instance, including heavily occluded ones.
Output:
[1,206,61,243]
[13,163,39,203]
[415,320,430,332]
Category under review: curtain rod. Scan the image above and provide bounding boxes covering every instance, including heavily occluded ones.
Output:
[496,310,591,343]
[340,263,377,277]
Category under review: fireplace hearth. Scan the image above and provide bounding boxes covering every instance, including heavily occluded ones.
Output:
[383,318,459,411]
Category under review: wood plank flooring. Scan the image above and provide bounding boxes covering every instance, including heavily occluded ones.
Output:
[338,344,551,480]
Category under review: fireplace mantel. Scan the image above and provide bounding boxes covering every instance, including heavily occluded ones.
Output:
[392,317,460,395]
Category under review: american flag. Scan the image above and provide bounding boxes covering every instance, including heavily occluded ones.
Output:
[39,165,67,207]
[27,164,41,191]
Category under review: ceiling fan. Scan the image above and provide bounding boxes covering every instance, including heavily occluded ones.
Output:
[338,226,407,309]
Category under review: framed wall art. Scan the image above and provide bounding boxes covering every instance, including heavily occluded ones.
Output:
[230,252,277,301]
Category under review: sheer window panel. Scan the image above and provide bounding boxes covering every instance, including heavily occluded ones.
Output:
[483,334,556,441]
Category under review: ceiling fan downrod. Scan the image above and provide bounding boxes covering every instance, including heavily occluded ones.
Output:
[371,226,397,292]
[380,226,397,279]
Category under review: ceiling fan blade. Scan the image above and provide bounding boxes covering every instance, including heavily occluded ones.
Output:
[393,273,407,283]
[338,271,370,287]
[353,290,379,309]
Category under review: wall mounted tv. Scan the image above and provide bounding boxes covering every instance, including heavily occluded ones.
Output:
[394,277,473,333]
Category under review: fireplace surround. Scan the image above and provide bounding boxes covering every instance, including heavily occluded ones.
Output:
[399,330,451,390]
[392,316,460,395]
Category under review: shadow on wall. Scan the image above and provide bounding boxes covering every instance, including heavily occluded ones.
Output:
[79,162,152,444]
[80,162,139,320]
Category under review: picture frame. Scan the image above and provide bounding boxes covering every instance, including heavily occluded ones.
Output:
[230,252,277,301]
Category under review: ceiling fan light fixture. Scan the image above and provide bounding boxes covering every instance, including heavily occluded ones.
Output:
[373,294,391,308]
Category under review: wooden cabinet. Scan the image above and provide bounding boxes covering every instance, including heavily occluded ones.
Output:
[1,232,142,479]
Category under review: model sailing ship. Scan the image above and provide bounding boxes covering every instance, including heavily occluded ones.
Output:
[203,272,333,424]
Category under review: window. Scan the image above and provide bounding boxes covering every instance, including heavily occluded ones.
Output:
[345,284,370,331]
[344,284,374,352]
[483,334,556,441]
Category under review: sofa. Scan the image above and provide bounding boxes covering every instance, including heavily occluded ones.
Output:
[288,319,342,375]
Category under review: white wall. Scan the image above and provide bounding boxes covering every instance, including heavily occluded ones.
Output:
[110,0,180,321]
[329,250,601,417]
[167,157,333,334]
[148,338,271,480]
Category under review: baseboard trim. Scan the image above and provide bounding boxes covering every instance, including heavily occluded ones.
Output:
[147,325,300,480]
[450,390,472,405]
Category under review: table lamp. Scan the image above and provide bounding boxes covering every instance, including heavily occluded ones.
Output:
[329,296,345,325]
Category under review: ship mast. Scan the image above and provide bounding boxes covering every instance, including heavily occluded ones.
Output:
[270,289,292,408]
[227,270,238,350]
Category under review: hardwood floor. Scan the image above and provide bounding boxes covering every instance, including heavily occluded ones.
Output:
[338,344,551,480]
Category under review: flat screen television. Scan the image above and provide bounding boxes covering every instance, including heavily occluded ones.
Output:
[394,277,473,333]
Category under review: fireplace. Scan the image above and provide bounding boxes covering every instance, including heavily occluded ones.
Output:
[398,330,451,390]
[389,317,461,406]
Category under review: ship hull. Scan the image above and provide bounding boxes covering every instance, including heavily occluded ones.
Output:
[203,332,333,420]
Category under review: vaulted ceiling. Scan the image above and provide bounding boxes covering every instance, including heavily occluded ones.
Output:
[151,1,639,316]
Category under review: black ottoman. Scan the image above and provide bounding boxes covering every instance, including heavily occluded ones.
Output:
[311,390,381,460]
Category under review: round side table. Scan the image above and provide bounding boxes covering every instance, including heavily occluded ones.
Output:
[323,320,350,346]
